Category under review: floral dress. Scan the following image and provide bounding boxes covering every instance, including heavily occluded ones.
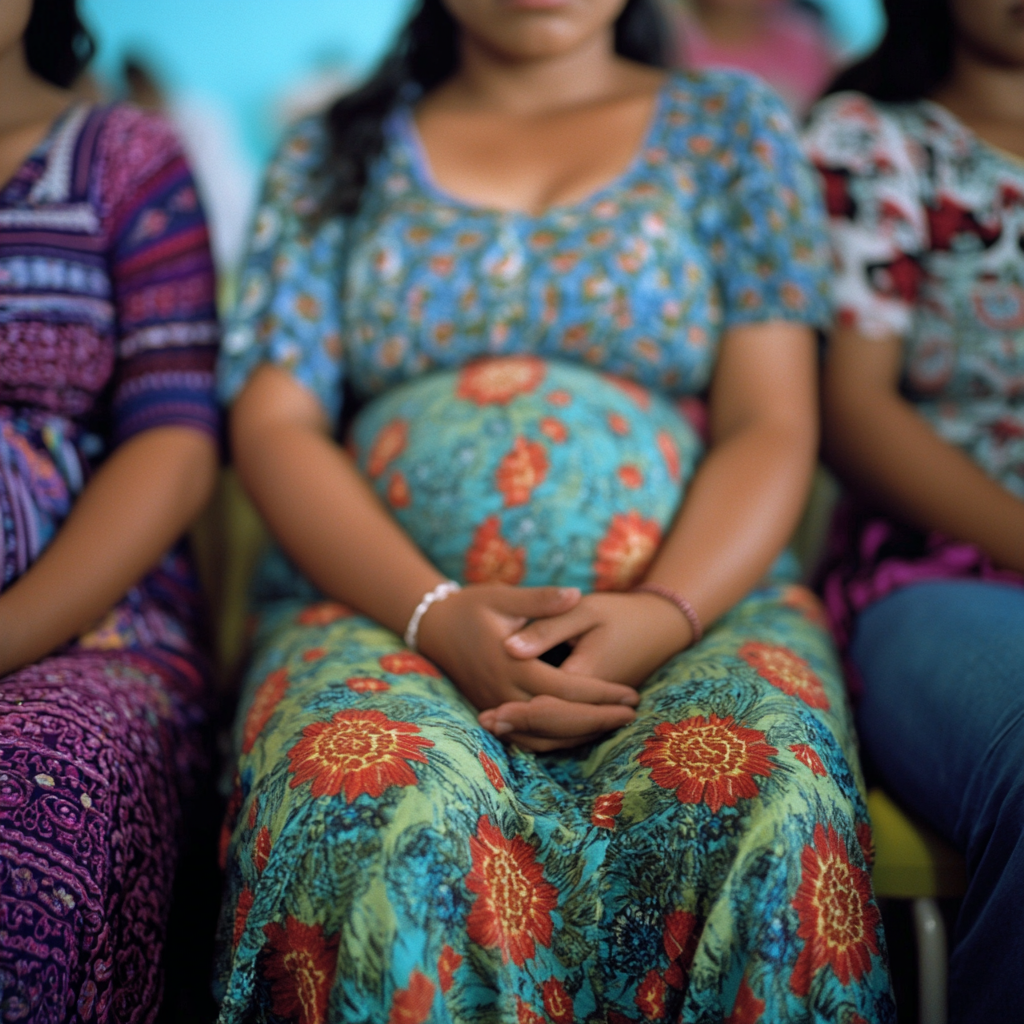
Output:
[803,93,1024,651]
[0,106,218,1022]
[215,71,893,1023]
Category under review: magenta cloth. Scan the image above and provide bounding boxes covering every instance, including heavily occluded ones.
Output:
[673,2,835,115]
[0,104,218,1023]
[820,499,1024,687]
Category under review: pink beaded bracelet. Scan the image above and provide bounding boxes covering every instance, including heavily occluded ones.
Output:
[632,583,703,644]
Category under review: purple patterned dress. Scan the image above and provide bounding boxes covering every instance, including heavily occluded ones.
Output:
[0,105,219,1023]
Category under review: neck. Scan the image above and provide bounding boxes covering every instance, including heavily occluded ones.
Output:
[0,40,70,134]
[449,28,625,115]
[935,44,1024,124]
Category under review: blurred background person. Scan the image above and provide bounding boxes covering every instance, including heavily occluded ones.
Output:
[669,0,838,115]
[0,1,219,1022]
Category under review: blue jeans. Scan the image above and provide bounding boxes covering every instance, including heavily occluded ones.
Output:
[851,580,1024,1023]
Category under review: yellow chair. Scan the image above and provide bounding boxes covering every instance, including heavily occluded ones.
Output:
[868,789,966,1024]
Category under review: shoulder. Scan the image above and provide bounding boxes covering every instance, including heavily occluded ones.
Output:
[658,69,800,164]
[94,103,186,173]
[803,92,928,179]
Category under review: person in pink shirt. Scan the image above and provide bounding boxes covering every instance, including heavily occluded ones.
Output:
[672,0,837,114]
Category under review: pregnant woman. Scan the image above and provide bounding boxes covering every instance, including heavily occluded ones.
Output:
[806,0,1024,1018]
[216,0,892,1020]
[0,1,219,1020]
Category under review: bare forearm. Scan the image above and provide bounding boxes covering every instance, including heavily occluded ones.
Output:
[234,418,444,636]
[0,427,217,675]
[645,418,815,627]
[825,391,1024,572]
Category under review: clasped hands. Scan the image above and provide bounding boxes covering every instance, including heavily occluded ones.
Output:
[415,583,693,752]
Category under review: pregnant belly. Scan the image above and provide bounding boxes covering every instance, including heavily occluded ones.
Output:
[349,357,704,591]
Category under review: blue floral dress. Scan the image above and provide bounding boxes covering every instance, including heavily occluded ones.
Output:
[215,71,893,1023]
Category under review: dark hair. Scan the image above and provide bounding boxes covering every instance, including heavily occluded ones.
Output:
[321,0,669,219]
[24,0,95,88]
[826,0,954,102]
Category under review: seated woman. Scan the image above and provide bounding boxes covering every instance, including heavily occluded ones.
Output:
[0,1,219,1019]
[215,0,893,1020]
[805,0,1024,1019]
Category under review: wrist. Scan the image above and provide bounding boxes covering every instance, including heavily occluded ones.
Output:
[630,591,696,656]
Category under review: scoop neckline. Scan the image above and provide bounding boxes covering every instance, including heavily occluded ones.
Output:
[393,76,672,220]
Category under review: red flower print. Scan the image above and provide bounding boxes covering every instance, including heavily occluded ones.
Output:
[496,436,549,507]
[294,293,321,320]
[780,585,828,628]
[242,668,290,754]
[856,823,875,869]
[592,791,623,829]
[346,676,390,694]
[248,799,259,830]
[605,375,651,409]
[302,647,326,662]
[465,517,526,585]
[367,419,408,479]
[546,389,572,407]
[543,978,574,1024]
[457,356,546,405]
[262,916,340,1024]
[780,282,807,311]
[233,886,254,948]
[465,815,558,966]
[539,417,568,443]
[635,969,667,1020]
[479,751,505,791]
[380,652,442,677]
[253,826,272,873]
[663,909,698,988]
[437,945,462,994]
[739,642,830,710]
[639,715,778,814]
[607,412,630,436]
[388,970,435,1024]
[725,978,765,1024]
[656,431,680,482]
[790,744,827,777]
[593,512,662,591]
[789,823,882,997]
[287,709,434,803]
[516,998,545,1024]
[618,465,643,489]
[297,602,352,626]
[388,471,411,509]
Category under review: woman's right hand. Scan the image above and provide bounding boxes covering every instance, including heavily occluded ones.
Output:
[416,583,640,725]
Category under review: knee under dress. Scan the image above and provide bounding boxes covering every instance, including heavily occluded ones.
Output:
[215,72,894,1023]
[0,105,219,1022]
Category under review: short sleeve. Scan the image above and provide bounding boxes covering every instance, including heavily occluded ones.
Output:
[103,108,220,446]
[803,92,928,339]
[695,76,832,329]
[217,118,347,424]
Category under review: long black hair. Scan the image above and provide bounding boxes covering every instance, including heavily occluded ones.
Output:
[24,0,95,88]
[320,0,669,219]
[827,0,954,102]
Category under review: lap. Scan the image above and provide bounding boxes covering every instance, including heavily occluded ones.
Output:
[851,580,1024,842]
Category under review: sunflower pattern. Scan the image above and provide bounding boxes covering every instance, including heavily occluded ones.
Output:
[215,70,890,1022]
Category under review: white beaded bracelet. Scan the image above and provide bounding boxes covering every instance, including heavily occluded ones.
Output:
[404,580,461,651]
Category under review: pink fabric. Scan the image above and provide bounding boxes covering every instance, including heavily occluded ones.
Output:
[820,499,1024,665]
[674,4,835,114]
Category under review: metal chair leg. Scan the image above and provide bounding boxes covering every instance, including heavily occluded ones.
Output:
[913,897,947,1024]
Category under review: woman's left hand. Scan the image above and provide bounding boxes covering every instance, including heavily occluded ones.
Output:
[477,592,693,750]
